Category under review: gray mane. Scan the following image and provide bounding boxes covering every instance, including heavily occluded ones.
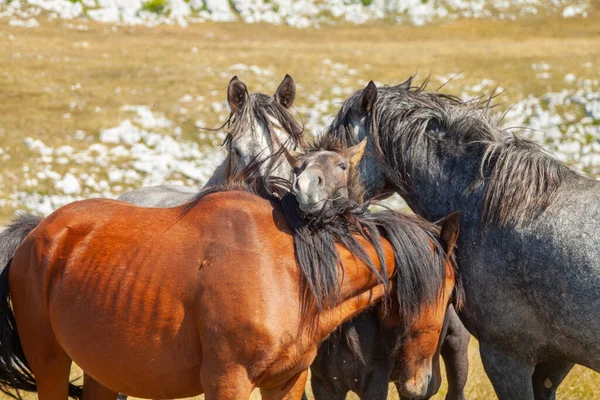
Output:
[224,92,305,150]
[329,81,578,227]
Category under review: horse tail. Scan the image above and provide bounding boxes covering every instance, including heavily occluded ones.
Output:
[0,213,83,399]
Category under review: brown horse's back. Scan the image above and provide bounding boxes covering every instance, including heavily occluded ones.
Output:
[8,193,299,398]
[7,191,394,398]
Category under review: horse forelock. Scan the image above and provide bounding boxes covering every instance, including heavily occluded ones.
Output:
[226,92,305,151]
[330,81,576,228]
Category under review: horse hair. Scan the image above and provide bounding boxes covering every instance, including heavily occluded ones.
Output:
[182,146,460,327]
[218,92,306,152]
[328,78,577,227]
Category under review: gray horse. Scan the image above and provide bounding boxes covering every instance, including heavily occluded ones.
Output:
[320,77,600,399]
[118,74,304,207]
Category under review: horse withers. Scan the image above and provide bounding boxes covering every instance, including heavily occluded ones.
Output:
[0,145,460,399]
[285,136,465,399]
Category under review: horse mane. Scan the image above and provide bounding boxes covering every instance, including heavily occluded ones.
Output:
[221,92,306,151]
[181,151,459,326]
[329,80,577,227]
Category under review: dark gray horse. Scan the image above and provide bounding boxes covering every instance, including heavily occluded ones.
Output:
[118,74,304,207]
[287,134,469,400]
[322,77,600,399]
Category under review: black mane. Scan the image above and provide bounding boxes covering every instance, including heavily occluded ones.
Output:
[182,154,459,325]
[328,79,578,227]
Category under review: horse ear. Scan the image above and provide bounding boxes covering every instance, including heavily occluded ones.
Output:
[440,212,460,254]
[227,76,248,114]
[395,76,413,90]
[344,138,367,167]
[360,81,377,114]
[274,74,296,109]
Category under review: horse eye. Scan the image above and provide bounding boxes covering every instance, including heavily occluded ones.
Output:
[339,163,348,171]
[231,147,240,157]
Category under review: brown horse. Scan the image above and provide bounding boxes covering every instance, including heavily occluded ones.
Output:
[0,147,459,400]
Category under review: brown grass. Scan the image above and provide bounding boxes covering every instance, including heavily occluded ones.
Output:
[1,13,600,398]
[2,16,600,224]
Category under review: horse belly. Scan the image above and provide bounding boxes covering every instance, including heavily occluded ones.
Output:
[49,270,204,398]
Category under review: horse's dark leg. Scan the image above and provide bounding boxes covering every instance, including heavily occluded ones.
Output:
[83,373,119,399]
[310,373,347,400]
[358,371,390,400]
[532,359,574,400]
[479,341,534,400]
[440,307,470,400]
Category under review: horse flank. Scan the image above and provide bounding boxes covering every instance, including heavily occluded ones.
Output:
[328,81,578,227]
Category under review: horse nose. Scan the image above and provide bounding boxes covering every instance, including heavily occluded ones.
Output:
[295,170,324,193]
[401,373,432,399]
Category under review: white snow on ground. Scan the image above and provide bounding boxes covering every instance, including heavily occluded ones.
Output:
[0,0,592,28]
[502,78,600,176]
[15,105,227,215]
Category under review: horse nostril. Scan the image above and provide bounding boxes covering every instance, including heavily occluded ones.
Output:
[317,175,323,187]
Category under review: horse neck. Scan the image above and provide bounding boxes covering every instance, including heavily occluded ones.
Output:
[360,141,484,224]
[402,159,484,223]
[313,239,396,340]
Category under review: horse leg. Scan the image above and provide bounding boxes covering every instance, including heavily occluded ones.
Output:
[260,369,309,400]
[532,359,574,400]
[83,373,118,400]
[13,314,75,399]
[29,352,73,400]
[201,365,254,400]
[440,307,470,400]
[479,341,534,400]
[359,370,390,400]
[310,373,346,400]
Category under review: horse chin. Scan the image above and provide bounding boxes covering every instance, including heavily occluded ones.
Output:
[397,364,436,399]
[298,202,324,214]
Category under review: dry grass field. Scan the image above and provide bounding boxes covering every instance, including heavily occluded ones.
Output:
[1,9,600,399]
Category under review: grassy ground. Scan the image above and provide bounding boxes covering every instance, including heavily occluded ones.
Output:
[2,14,600,221]
[1,12,600,399]
[3,339,599,399]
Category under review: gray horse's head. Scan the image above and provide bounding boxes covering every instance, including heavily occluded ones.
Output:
[285,136,366,214]
[325,79,401,202]
[223,74,305,182]
[328,77,573,225]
